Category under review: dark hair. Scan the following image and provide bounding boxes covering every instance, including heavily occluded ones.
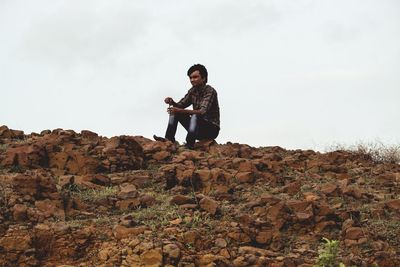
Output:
[187,64,208,84]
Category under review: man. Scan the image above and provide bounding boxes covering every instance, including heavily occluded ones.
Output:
[154,64,220,149]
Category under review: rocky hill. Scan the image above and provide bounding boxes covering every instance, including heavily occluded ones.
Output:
[0,125,399,267]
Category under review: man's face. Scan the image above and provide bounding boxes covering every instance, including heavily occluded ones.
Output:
[189,70,206,87]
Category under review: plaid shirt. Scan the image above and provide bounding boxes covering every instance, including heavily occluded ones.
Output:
[176,84,220,128]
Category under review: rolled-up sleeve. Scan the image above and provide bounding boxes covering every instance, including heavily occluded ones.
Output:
[199,89,216,115]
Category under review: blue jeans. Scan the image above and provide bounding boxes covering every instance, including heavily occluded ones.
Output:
[165,114,219,147]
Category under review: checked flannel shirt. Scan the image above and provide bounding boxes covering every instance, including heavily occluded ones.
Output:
[175,84,220,128]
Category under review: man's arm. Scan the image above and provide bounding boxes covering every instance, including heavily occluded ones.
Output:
[167,107,202,115]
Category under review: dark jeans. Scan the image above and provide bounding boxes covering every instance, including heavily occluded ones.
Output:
[165,114,219,147]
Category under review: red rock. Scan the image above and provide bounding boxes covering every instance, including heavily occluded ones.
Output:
[197,253,230,266]
[199,197,219,215]
[283,180,302,195]
[0,125,12,138]
[303,192,320,202]
[140,248,163,266]
[256,230,273,244]
[215,238,228,248]
[266,201,287,221]
[227,232,251,243]
[64,151,99,175]
[236,172,254,183]
[170,195,194,205]
[315,221,336,233]
[112,225,147,239]
[140,194,156,207]
[35,199,65,220]
[10,130,24,139]
[238,246,278,257]
[116,198,141,211]
[49,152,69,170]
[320,183,338,195]
[194,139,217,151]
[80,130,98,139]
[194,169,211,182]
[295,211,313,221]
[385,199,400,211]
[0,232,31,251]
[345,227,365,240]
[12,174,38,196]
[153,151,170,161]
[118,183,138,199]
[163,243,181,259]
[83,174,110,186]
[12,204,28,221]
[286,200,310,212]
[3,144,48,168]
[237,160,255,172]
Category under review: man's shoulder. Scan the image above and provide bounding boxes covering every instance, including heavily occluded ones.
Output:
[204,84,217,93]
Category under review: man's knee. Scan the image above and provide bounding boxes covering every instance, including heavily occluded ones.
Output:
[168,115,177,125]
[188,115,199,133]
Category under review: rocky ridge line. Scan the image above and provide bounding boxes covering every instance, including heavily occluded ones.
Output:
[0,125,399,266]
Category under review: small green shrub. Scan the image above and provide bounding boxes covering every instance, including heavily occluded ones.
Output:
[315,237,341,267]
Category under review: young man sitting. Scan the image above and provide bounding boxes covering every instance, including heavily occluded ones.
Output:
[154,64,220,149]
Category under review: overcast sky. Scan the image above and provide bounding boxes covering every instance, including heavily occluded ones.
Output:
[1,0,399,150]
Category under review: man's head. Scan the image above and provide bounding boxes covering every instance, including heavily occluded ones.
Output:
[187,64,208,87]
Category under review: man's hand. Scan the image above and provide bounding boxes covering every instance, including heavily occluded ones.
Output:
[167,107,182,114]
[164,97,175,105]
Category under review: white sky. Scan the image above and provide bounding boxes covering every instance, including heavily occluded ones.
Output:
[1,0,399,150]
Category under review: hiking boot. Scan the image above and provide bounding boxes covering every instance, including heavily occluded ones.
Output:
[153,135,168,142]
[153,135,177,144]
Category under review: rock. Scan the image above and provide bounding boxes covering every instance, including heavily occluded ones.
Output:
[112,225,147,239]
[153,151,170,161]
[236,172,254,183]
[118,183,138,199]
[256,231,273,244]
[163,243,181,259]
[238,246,278,257]
[12,204,28,221]
[345,227,365,240]
[140,248,163,267]
[215,238,227,248]
[35,199,65,220]
[0,233,31,251]
[199,197,219,215]
[170,194,194,205]
[81,130,98,139]
[320,183,338,195]
[386,199,400,211]
[197,253,229,266]
[140,194,156,207]
[116,198,141,211]
[12,174,38,196]
[343,186,363,199]
[283,180,302,195]
[341,219,354,231]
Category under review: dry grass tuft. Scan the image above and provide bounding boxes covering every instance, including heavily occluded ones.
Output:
[327,141,400,164]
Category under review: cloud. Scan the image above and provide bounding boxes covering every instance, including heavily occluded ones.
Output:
[19,2,151,68]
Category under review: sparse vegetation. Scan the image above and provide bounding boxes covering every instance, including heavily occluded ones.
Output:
[129,200,181,231]
[315,238,342,267]
[0,143,8,152]
[327,141,400,164]
[367,218,400,247]
[71,186,118,202]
